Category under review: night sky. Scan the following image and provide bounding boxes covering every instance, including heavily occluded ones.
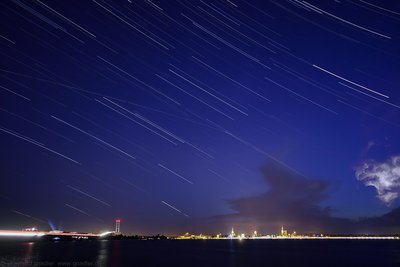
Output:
[1,0,400,235]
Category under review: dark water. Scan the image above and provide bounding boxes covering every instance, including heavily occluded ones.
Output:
[0,239,399,267]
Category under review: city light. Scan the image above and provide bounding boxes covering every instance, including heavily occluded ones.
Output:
[176,226,400,240]
[0,230,45,237]
[98,231,113,237]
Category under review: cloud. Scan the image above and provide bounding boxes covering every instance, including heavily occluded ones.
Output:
[211,161,352,234]
[355,155,400,205]
[208,160,400,235]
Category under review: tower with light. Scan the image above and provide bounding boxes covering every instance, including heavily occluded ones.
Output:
[115,219,121,234]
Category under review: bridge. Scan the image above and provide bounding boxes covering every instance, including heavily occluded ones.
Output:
[0,229,113,239]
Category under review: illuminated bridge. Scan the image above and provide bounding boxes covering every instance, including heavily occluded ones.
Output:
[0,229,113,239]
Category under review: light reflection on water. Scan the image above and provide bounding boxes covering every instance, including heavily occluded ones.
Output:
[22,242,34,266]
[0,239,400,267]
[0,241,36,267]
[111,240,121,267]
[229,239,236,267]
[96,240,109,267]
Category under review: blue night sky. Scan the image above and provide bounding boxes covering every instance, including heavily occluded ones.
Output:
[0,0,400,235]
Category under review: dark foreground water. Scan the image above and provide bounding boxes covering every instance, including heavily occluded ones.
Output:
[0,239,399,267]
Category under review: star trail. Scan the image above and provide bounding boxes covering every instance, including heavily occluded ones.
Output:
[0,0,399,235]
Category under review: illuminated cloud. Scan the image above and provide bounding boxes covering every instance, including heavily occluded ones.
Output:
[355,155,400,205]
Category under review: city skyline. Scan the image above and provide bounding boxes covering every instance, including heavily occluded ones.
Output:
[1,0,400,235]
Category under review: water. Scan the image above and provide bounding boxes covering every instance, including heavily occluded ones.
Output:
[0,239,399,267]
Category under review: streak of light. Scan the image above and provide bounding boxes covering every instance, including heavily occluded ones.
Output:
[1,2,61,39]
[231,4,281,38]
[145,0,163,11]
[135,113,185,142]
[206,119,304,175]
[264,76,338,115]
[132,8,208,58]
[168,68,248,116]
[146,2,222,50]
[99,231,113,237]
[169,63,248,111]
[155,74,234,120]
[67,185,112,207]
[313,65,389,98]
[72,109,155,157]
[0,84,31,101]
[337,99,400,127]
[106,1,175,49]
[11,0,66,31]
[272,1,360,44]
[0,125,43,146]
[12,0,85,43]
[302,1,391,39]
[95,99,177,145]
[249,144,304,176]
[338,82,400,109]
[196,5,252,47]
[0,68,32,78]
[65,204,91,216]
[191,56,271,102]
[0,107,75,143]
[185,141,215,159]
[268,112,307,137]
[12,210,46,223]
[0,231,45,237]
[51,115,137,160]
[359,0,400,16]
[35,0,96,38]
[299,1,324,14]
[109,98,218,131]
[224,130,249,145]
[1,74,67,107]
[226,0,238,8]
[161,200,188,217]
[241,0,275,19]
[161,201,181,212]
[120,178,149,194]
[271,61,344,99]
[346,91,373,104]
[97,56,180,106]
[197,5,276,53]
[106,96,214,159]
[0,34,15,44]
[92,0,169,50]
[158,164,194,184]
[191,19,261,63]
[181,13,263,64]
[103,97,185,143]
[203,1,240,26]
[0,126,80,164]
[208,169,230,182]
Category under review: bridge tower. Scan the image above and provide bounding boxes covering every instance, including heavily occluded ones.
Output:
[115,219,121,234]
